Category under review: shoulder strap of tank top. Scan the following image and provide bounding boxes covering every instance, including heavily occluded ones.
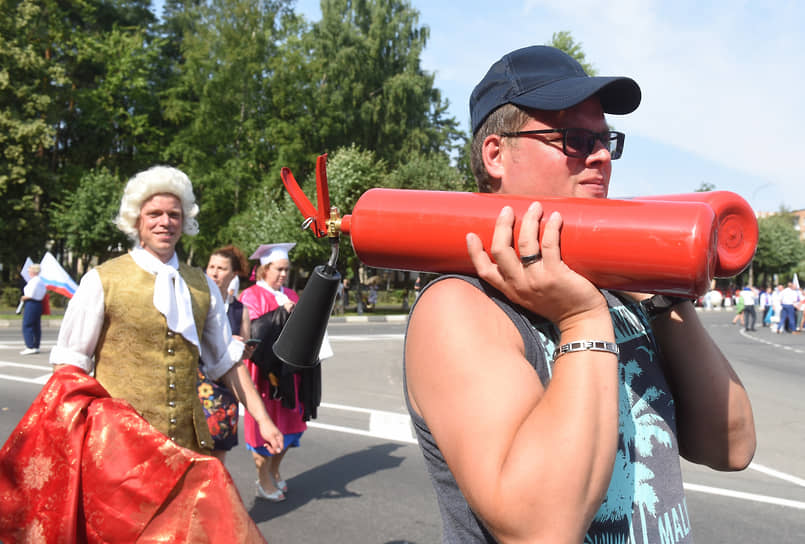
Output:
[415,274,551,387]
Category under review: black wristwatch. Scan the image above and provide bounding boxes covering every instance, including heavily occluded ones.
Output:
[640,294,690,319]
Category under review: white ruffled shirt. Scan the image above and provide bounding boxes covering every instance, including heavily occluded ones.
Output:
[50,248,243,381]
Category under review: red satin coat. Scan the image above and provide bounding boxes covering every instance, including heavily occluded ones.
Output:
[0,367,266,543]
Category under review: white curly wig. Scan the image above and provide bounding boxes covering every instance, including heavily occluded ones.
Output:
[115,166,200,242]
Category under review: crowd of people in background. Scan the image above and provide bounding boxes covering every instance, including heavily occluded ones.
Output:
[723,283,805,333]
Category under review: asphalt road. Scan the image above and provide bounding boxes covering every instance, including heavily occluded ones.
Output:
[1,312,804,542]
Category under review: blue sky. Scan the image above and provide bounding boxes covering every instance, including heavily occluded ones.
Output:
[154,1,804,212]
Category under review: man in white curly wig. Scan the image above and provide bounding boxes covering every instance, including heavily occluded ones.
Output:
[114,165,201,248]
[6,166,285,539]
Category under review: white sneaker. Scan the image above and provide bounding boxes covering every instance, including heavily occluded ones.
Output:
[20,348,39,355]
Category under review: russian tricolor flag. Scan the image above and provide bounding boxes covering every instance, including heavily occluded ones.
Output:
[22,252,78,299]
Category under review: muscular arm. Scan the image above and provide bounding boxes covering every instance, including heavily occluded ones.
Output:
[649,301,756,470]
[407,282,617,543]
[406,204,620,542]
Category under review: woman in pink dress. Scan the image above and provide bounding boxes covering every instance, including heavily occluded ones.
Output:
[240,243,320,502]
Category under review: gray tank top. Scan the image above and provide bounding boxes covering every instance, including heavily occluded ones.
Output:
[403,275,690,543]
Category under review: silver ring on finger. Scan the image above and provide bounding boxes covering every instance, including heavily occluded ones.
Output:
[520,252,541,267]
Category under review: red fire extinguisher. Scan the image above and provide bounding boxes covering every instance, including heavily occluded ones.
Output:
[281,155,757,298]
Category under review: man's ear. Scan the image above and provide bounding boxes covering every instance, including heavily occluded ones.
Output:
[482,134,505,191]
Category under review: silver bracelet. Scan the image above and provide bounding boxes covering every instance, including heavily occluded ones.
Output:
[553,340,619,360]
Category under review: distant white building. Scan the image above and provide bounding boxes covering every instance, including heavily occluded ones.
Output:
[757,209,805,241]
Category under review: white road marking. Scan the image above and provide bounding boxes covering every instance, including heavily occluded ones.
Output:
[342,315,408,324]
[314,403,805,510]
[0,373,50,385]
[313,403,805,511]
[0,361,52,384]
[0,361,51,371]
[0,342,55,350]
[313,402,416,444]
[307,421,417,444]
[236,401,416,444]
[749,462,805,488]
[738,328,805,354]
[320,401,390,414]
[684,483,805,510]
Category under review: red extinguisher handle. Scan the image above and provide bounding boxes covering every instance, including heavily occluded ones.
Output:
[280,154,332,238]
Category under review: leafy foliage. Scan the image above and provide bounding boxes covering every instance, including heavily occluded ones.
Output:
[50,167,129,274]
[0,0,66,264]
[753,213,805,282]
[385,151,470,191]
[0,0,162,277]
[305,0,460,165]
[0,0,465,285]
[71,25,165,172]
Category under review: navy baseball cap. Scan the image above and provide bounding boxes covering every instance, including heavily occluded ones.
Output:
[470,45,641,134]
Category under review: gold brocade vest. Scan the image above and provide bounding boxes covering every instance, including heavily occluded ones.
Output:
[94,254,213,453]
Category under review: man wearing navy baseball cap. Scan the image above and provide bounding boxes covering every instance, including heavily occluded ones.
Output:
[405,46,755,542]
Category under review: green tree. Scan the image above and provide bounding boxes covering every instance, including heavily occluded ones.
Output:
[48,1,159,181]
[2,0,469,282]
[386,150,470,192]
[157,0,203,128]
[0,0,160,279]
[50,167,129,274]
[305,0,460,167]
[695,182,716,192]
[71,25,165,173]
[0,0,67,276]
[753,212,805,285]
[181,0,464,266]
[161,0,303,259]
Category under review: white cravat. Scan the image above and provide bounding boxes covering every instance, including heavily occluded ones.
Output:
[257,280,290,306]
[131,247,201,352]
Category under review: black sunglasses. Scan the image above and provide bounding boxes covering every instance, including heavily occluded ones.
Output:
[500,128,625,160]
